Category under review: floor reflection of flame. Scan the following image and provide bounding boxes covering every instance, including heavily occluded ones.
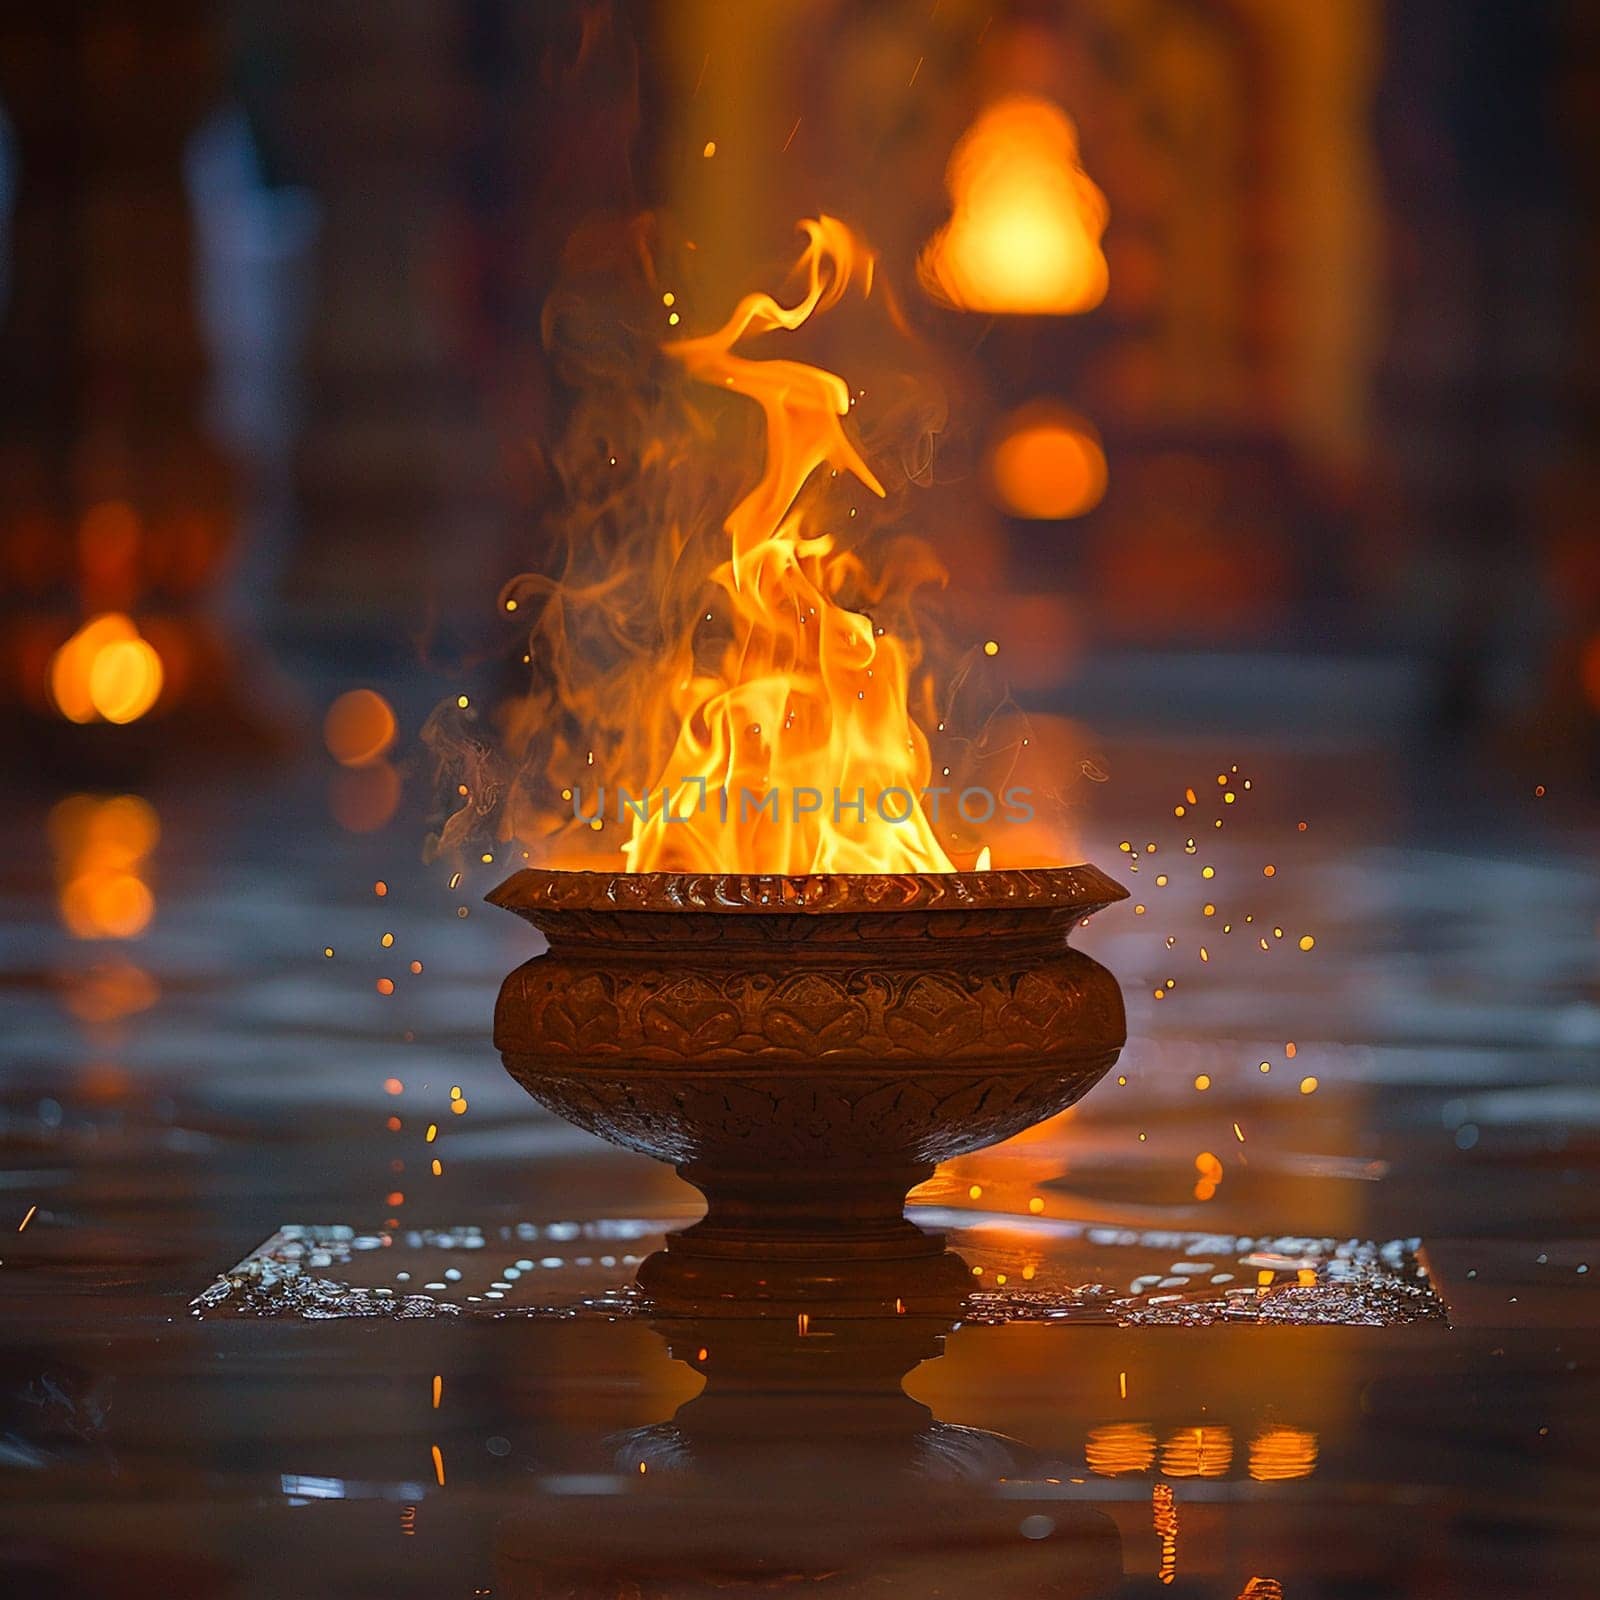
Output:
[1086,1421,1156,1475]
[1152,1480,1177,1585]
[1248,1424,1318,1481]
[1159,1424,1234,1478]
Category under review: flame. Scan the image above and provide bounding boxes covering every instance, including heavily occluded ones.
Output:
[621,217,957,874]
[431,216,1038,873]
[919,96,1109,316]
[49,613,165,726]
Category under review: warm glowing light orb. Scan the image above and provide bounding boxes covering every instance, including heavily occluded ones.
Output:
[323,688,397,767]
[988,405,1108,519]
[49,793,160,940]
[919,96,1109,315]
[49,614,165,725]
[60,871,155,940]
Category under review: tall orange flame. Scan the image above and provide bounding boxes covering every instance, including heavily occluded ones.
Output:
[623,218,956,874]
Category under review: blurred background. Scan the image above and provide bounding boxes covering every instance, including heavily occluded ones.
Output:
[2,0,1597,803]
[4,12,1599,1595]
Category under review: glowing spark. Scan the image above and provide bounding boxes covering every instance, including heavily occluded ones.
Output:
[376,978,394,995]
[431,1445,445,1485]
[1298,935,1316,951]
[782,117,801,151]
[1119,1371,1127,1399]
[1028,1196,1045,1214]
[426,1123,437,1142]
[968,1184,983,1199]
[1233,1123,1245,1142]
[381,932,394,947]
[18,1204,37,1232]
[432,1375,442,1408]
[456,695,469,709]
[702,140,716,158]
[1299,1076,1319,1095]
[384,1078,403,1095]
[1194,1074,1210,1091]
[374,881,388,897]
[983,639,999,656]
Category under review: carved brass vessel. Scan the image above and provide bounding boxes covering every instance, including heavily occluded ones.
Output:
[490,866,1127,1311]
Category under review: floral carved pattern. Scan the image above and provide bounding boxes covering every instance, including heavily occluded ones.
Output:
[491,866,1128,1198]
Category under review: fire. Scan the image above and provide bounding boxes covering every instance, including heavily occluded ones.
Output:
[49,613,165,725]
[919,96,1109,316]
[434,216,1036,874]
[621,218,959,874]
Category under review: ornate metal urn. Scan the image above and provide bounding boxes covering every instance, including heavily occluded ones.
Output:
[490,865,1127,1311]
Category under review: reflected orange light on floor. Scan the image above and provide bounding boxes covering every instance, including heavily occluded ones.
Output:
[1086,1422,1157,1475]
[50,794,159,940]
[60,959,160,1023]
[918,96,1109,315]
[1159,1425,1233,1478]
[988,404,1108,519]
[324,689,398,767]
[329,762,402,834]
[1248,1425,1318,1481]
[49,613,165,725]
[1579,632,1600,710]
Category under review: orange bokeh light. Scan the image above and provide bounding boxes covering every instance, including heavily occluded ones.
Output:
[49,613,165,725]
[1580,632,1600,711]
[49,794,160,940]
[329,761,402,834]
[323,689,398,768]
[919,96,1109,315]
[987,404,1107,519]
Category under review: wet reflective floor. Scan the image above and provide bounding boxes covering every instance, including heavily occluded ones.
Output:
[3,741,1598,1595]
